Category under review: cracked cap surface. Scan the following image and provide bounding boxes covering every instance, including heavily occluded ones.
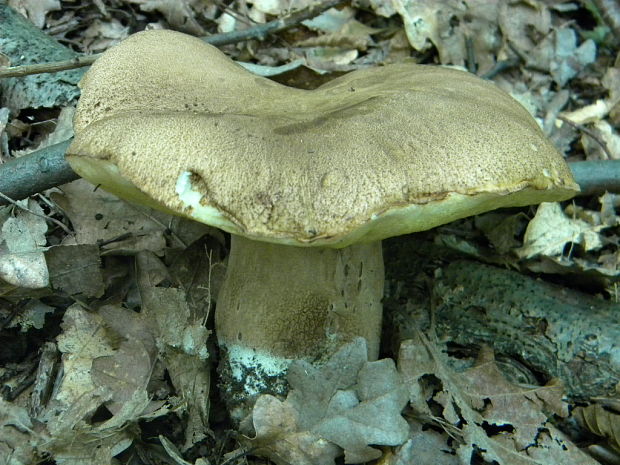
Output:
[67,29,579,247]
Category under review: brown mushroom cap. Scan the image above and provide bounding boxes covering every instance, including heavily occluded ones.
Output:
[67,30,579,248]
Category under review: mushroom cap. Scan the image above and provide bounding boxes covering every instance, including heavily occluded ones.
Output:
[67,30,579,248]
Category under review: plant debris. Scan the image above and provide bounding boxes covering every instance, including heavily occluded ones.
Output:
[238,338,409,465]
[1,0,619,464]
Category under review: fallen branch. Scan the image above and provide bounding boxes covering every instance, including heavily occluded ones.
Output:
[0,139,76,205]
[0,55,97,79]
[569,159,620,196]
[386,254,620,399]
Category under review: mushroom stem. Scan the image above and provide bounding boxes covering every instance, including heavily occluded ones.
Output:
[216,235,384,419]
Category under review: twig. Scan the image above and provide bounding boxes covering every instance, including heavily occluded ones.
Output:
[480,56,520,80]
[0,190,74,236]
[557,114,614,161]
[0,0,345,79]
[129,205,188,249]
[211,0,257,28]
[0,300,26,331]
[464,35,476,74]
[0,55,98,79]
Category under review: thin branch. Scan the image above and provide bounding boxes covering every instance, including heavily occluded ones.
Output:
[211,0,258,28]
[557,114,614,161]
[0,0,345,79]
[568,160,620,196]
[0,190,74,236]
[128,204,188,249]
[480,56,520,80]
[0,54,98,79]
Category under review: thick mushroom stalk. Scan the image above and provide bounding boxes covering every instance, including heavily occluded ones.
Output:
[216,236,383,417]
[66,29,580,420]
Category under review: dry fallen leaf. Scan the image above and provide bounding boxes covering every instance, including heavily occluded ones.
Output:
[299,7,378,51]
[516,202,605,259]
[53,180,166,252]
[498,1,551,60]
[581,120,620,160]
[52,304,116,408]
[35,304,171,464]
[136,251,212,449]
[82,18,129,52]
[399,333,599,465]
[383,422,460,465]
[8,0,60,28]
[526,27,596,86]
[91,305,158,413]
[0,200,49,289]
[575,402,620,453]
[390,0,500,73]
[243,338,409,465]
[6,300,55,332]
[45,244,104,297]
[0,397,42,465]
[122,0,207,35]
[250,0,314,16]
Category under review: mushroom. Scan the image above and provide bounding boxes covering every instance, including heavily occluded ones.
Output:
[66,30,579,419]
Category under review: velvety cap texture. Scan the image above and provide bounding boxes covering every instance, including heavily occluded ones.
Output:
[68,30,579,247]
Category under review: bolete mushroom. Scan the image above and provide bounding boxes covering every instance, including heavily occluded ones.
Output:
[66,30,579,419]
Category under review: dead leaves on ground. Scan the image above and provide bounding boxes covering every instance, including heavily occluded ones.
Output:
[0,185,220,464]
[436,191,620,296]
[397,333,599,465]
[215,336,601,465]
[0,199,49,289]
[1,0,619,464]
[239,338,409,465]
[575,399,620,454]
[3,325,598,464]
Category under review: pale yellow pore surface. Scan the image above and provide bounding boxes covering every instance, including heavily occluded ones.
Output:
[68,29,579,248]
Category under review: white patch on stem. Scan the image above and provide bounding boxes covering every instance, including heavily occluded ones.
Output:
[225,344,291,396]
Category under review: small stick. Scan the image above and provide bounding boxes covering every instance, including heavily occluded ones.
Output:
[557,114,614,161]
[568,160,620,196]
[0,190,74,236]
[0,0,345,79]
[480,56,520,80]
[0,55,98,79]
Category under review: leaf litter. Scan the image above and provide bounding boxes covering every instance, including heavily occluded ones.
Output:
[237,338,409,465]
[398,332,599,465]
[1,0,619,464]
